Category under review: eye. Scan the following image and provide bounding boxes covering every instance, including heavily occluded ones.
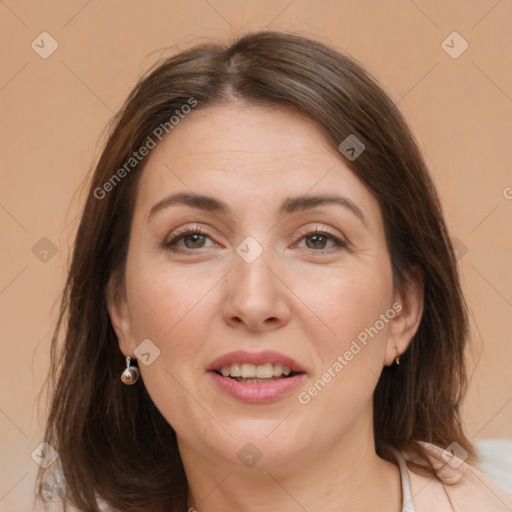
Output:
[163,225,218,252]
[294,226,348,255]
[163,224,348,255]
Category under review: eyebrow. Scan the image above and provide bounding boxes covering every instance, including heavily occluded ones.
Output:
[148,191,367,227]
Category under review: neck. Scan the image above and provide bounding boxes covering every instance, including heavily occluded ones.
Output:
[180,411,402,512]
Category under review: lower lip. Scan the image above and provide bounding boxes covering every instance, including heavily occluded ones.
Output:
[209,371,307,403]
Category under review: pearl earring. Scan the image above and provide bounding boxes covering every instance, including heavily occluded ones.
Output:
[394,345,401,365]
[121,356,140,385]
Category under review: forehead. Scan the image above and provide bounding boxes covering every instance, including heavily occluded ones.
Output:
[133,102,381,226]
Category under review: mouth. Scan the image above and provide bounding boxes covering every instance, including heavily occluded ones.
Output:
[214,362,302,383]
[206,352,307,403]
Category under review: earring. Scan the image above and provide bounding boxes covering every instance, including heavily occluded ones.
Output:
[121,356,140,385]
[394,345,401,365]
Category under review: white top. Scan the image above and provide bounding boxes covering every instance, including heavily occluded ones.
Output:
[388,447,416,512]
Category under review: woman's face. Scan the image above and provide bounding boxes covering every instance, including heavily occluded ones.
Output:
[109,102,416,470]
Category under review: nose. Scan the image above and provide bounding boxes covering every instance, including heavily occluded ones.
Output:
[222,243,292,332]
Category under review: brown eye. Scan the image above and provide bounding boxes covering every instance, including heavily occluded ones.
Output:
[295,228,347,254]
[304,233,330,250]
[181,233,208,249]
[163,227,217,252]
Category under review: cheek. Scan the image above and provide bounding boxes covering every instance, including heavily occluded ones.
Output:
[124,267,215,427]
[127,263,210,341]
[125,262,220,400]
[294,264,392,354]
[294,268,393,413]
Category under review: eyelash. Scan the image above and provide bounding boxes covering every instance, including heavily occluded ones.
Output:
[162,224,348,255]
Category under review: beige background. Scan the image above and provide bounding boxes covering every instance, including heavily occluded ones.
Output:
[1,1,511,510]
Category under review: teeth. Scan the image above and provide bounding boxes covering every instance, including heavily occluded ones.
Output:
[256,363,274,378]
[241,363,256,378]
[219,363,294,378]
[231,363,241,377]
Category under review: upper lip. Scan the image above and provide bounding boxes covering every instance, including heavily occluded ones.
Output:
[207,350,307,373]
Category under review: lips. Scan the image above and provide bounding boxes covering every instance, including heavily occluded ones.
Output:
[206,350,307,403]
[206,350,307,374]
[209,371,307,403]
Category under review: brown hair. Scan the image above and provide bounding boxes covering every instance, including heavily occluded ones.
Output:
[36,30,475,511]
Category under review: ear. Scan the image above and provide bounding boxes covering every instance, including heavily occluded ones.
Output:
[384,266,424,366]
[106,271,134,358]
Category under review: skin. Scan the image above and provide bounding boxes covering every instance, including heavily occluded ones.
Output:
[108,101,424,511]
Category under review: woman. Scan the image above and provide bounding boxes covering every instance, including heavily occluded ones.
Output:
[36,30,512,511]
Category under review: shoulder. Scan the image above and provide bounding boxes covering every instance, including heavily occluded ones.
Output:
[403,442,512,512]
